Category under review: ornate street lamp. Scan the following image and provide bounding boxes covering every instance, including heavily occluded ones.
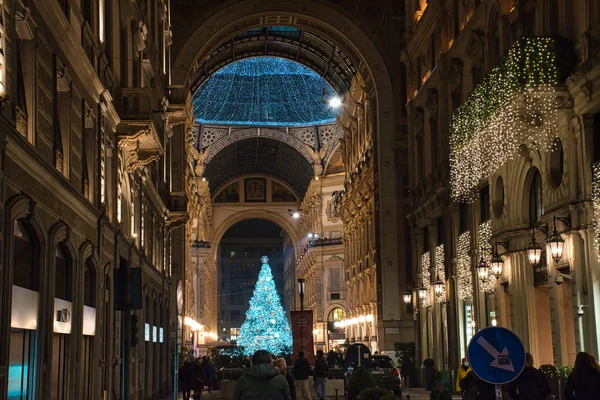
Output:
[403,291,412,304]
[490,243,504,280]
[476,255,489,281]
[432,279,445,297]
[417,285,427,300]
[547,216,565,264]
[527,228,542,268]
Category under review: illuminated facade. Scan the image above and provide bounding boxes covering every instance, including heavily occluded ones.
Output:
[405,0,600,376]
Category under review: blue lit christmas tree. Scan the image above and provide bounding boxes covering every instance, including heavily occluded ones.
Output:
[238,256,293,355]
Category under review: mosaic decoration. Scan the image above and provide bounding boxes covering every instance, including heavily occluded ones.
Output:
[192,57,339,126]
[478,220,496,293]
[434,244,447,303]
[592,162,600,262]
[456,231,473,301]
[450,38,561,202]
[421,252,432,308]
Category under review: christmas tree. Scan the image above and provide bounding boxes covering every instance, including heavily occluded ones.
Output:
[238,256,293,355]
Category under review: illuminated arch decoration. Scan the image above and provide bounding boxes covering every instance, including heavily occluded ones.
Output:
[192,57,340,127]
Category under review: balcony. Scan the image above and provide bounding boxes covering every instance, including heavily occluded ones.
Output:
[449,37,575,202]
[116,121,164,173]
[310,237,343,247]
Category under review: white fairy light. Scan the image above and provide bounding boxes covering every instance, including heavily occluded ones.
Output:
[421,252,432,308]
[478,221,496,293]
[457,231,473,301]
[450,38,560,202]
[594,163,600,262]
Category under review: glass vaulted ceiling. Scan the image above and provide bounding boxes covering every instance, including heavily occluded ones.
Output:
[192,57,340,127]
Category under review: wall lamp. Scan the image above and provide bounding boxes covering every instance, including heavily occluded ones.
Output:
[528,214,572,269]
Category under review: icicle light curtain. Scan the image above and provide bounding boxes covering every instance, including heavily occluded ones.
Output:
[478,220,496,293]
[457,231,473,301]
[450,38,573,202]
[435,244,446,303]
[421,251,432,308]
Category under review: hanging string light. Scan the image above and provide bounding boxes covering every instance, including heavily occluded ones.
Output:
[420,252,432,308]
[450,38,560,202]
[456,231,473,301]
[593,162,600,262]
[192,57,340,126]
[434,244,446,302]
[478,221,496,293]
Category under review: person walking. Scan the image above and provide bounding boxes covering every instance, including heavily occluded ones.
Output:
[564,352,600,399]
[275,357,297,400]
[190,358,204,400]
[179,358,195,400]
[205,356,217,393]
[513,353,550,400]
[234,349,291,400]
[455,357,471,396]
[313,349,329,400]
[293,351,312,400]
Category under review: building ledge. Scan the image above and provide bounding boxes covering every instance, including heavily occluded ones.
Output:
[117,120,164,173]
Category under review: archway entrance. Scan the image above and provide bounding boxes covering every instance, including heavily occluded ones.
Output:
[218,219,289,344]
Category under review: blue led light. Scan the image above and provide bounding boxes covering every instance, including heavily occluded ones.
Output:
[192,57,340,126]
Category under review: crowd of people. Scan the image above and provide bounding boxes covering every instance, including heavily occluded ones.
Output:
[234,349,329,400]
[456,351,600,400]
[179,356,218,400]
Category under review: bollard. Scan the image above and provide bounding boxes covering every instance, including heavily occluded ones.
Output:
[335,388,338,400]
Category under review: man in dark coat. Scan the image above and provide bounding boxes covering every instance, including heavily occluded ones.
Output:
[234,350,291,400]
[514,353,550,400]
[313,349,329,400]
[293,351,312,400]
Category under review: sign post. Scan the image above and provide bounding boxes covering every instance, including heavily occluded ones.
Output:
[467,327,526,400]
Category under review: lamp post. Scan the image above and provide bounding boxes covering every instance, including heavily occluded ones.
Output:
[298,278,305,311]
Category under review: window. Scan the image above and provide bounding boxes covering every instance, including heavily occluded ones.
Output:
[529,168,543,224]
[549,138,564,188]
[84,260,96,307]
[493,176,504,218]
[55,245,72,301]
[480,185,490,222]
[231,310,240,321]
[330,268,341,292]
[13,220,38,291]
[230,250,236,258]
[230,295,243,305]
[429,118,438,166]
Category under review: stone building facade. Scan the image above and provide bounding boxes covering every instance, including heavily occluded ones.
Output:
[0,1,191,399]
[405,0,600,374]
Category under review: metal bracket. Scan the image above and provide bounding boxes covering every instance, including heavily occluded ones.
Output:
[555,215,572,230]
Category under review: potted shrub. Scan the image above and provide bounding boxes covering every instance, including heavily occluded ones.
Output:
[348,366,377,400]
[540,364,560,399]
[423,358,436,390]
[559,365,573,396]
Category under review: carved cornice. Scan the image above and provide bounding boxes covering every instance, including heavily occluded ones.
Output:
[117,120,164,173]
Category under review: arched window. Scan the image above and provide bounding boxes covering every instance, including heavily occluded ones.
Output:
[327,307,345,333]
[84,260,96,307]
[529,168,543,224]
[13,219,38,291]
[55,244,72,301]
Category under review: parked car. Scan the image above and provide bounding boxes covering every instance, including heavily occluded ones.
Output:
[367,355,402,395]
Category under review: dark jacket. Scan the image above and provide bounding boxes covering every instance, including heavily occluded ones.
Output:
[514,366,550,400]
[460,370,519,400]
[313,356,329,378]
[293,357,311,380]
[234,363,291,400]
[564,369,600,399]
[285,371,297,400]
[179,362,195,390]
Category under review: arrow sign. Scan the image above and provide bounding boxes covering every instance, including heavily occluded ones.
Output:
[468,326,525,385]
[476,337,514,372]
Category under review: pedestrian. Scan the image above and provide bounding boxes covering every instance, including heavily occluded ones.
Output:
[179,358,195,400]
[513,353,550,399]
[313,349,329,400]
[460,370,518,400]
[205,356,217,392]
[564,352,600,399]
[293,351,312,400]
[234,349,291,400]
[275,357,297,400]
[190,358,204,400]
[455,357,471,396]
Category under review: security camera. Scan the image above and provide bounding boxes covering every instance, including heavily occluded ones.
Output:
[578,305,588,317]
[555,275,565,285]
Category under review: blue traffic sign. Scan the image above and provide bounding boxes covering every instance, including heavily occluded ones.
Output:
[467,326,526,385]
